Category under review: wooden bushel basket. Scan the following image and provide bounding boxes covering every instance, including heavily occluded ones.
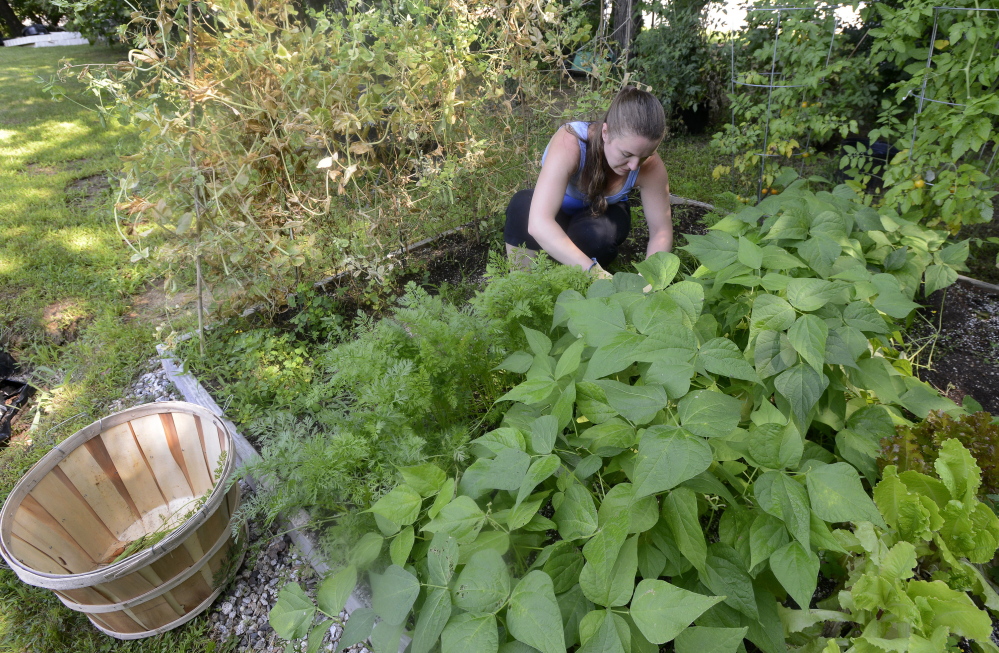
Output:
[0,402,246,639]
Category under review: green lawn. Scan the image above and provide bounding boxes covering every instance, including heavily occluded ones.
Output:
[0,45,224,653]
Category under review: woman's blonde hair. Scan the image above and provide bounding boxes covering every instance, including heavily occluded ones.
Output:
[571,86,666,214]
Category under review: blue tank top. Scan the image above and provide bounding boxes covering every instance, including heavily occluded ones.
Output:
[541,121,639,215]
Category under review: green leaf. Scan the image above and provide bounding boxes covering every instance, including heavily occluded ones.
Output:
[580,419,637,456]
[428,531,459,585]
[907,580,993,641]
[749,512,789,569]
[738,237,764,269]
[630,579,724,644]
[937,239,969,268]
[555,337,586,380]
[369,619,404,653]
[499,377,558,405]
[701,548,757,620]
[441,613,498,653]
[334,608,375,653]
[754,471,811,549]
[697,337,759,382]
[541,541,586,594]
[806,463,885,527]
[674,626,748,653]
[307,620,334,653]
[682,231,740,271]
[584,331,646,380]
[785,278,842,312]
[747,422,803,470]
[317,565,356,618]
[677,389,742,438]
[389,527,414,567]
[508,493,546,531]
[662,488,707,572]
[635,251,682,290]
[770,541,818,609]
[471,428,526,457]
[412,588,452,653]
[269,583,316,640]
[631,426,713,499]
[666,281,705,327]
[370,564,420,625]
[458,530,511,565]
[369,485,423,526]
[595,380,668,425]
[496,351,533,373]
[515,454,560,508]
[751,294,796,335]
[787,314,828,374]
[507,571,566,653]
[424,495,486,544]
[577,610,626,653]
[633,292,683,336]
[842,301,889,334]
[348,532,383,569]
[452,549,511,613]
[924,264,957,296]
[480,448,532,491]
[558,584,594,648]
[754,330,797,379]
[400,464,447,497]
[873,290,920,319]
[935,438,980,503]
[579,515,635,607]
[523,326,552,357]
[598,483,659,533]
[796,235,841,277]
[761,245,805,271]
[824,328,861,369]
[565,297,627,347]
[774,364,829,424]
[554,482,599,541]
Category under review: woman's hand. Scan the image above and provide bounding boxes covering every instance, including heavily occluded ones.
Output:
[637,154,674,258]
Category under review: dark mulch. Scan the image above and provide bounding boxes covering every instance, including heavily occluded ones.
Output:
[956,199,999,285]
[615,202,711,270]
[914,279,999,414]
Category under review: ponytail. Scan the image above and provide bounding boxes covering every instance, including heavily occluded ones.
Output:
[575,86,666,215]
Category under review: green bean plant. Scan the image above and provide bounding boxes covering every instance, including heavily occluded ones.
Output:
[267,182,972,653]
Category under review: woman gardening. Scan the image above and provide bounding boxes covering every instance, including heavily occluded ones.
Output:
[504,86,673,277]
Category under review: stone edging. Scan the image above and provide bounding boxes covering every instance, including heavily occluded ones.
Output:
[157,345,408,653]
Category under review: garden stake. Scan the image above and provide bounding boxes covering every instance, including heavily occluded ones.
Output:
[188,0,205,356]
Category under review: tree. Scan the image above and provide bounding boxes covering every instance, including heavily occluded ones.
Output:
[0,0,22,38]
[610,0,642,58]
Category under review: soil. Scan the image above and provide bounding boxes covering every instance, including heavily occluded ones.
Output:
[615,202,712,270]
[913,279,999,414]
[955,198,999,285]
[64,173,110,212]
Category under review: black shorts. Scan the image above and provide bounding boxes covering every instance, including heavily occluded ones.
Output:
[503,189,632,267]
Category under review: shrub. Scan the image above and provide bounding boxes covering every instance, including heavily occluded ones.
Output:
[630,5,727,132]
[710,1,879,193]
[54,0,587,316]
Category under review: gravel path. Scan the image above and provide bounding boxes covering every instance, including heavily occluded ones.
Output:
[109,359,372,653]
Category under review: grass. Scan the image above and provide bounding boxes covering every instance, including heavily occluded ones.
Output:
[0,45,226,653]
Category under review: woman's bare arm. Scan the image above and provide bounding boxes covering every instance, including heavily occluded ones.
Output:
[637,153,673,257]
[527,128,595,269]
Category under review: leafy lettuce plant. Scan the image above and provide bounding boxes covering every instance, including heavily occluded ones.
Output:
[785,438,999,652]
[881,410,999,497]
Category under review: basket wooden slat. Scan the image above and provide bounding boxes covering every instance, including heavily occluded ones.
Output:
[0,402,245,639]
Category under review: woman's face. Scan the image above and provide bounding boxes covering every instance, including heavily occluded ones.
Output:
[601,124,660,176]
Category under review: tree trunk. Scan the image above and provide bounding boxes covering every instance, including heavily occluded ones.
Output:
[0,0,21,40]
[610,0,642,60]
